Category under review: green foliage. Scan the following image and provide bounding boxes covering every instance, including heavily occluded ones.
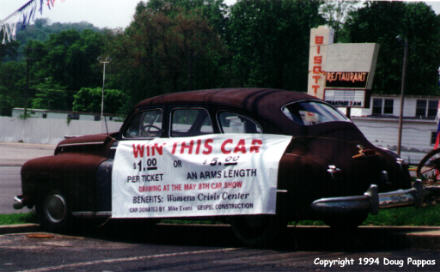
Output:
[0,213,37,225]
[14,18,101,60]
[227,0,325,89]
[343,1,440,95]
[109,0,228,105]
[0,61,27,114]
[72,87,128,115]
[364,205,440,226]
[31,80,68,110]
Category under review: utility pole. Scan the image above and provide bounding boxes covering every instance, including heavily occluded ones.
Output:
[98,56,111,133]
[397,37,408,156]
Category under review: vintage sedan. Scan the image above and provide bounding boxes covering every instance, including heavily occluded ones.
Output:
[13,88,430,246]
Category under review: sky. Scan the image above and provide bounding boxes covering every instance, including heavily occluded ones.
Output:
[1,0,440,29]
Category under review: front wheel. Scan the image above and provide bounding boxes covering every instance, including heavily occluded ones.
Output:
[230,215,287,247]
[37,190,72,233]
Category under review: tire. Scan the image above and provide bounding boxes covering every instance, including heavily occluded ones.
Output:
[417,148,440,182]
[37,190,72,233]
[324,213,368,230]
[230,215,287,247]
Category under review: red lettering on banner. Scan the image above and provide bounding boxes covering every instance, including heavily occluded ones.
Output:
[132,144,144,158]
[221,139,233,154]
[250,139,263,153]
[132,143,163,158]
[203,139,213,154]
[172,142,177,154]
[153,143,163,156]
[234,139,247,154]
[180,140,194,154]
[195,139,202,154]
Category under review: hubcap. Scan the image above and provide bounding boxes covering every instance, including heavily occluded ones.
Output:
[44,194,66,223]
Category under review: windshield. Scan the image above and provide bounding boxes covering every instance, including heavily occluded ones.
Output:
[282,101,349,126]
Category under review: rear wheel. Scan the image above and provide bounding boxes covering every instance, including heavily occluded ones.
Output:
[37,190,72,233]
[230,215,287,247]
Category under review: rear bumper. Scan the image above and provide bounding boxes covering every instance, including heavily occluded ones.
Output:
[311,180,440,216]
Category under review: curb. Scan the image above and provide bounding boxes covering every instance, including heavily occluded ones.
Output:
[1,223,440,249]
[0,223,40,235]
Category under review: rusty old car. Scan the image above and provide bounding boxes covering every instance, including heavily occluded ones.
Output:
[13,88,436,246]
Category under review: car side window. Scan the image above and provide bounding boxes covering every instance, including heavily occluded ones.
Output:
[123,109,163,138]
[171,108,214,137]
[218,112,262,134]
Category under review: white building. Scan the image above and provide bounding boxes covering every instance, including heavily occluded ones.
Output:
[347,94,439,164]
[11,108,123,122]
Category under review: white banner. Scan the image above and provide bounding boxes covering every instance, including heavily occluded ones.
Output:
[111,134,292,218]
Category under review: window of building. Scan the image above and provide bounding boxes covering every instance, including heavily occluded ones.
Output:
[372,98,382,115]
[371,98,394,115]
[416,99,438,119]
[384,99,394,114]
[171,108,213,137]
[416,100,427,118]
[428,100,438,119]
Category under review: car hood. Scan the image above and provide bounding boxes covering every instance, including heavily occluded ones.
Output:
[57,133,109,147]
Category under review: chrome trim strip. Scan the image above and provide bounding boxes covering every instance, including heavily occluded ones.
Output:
[58,141,105,148]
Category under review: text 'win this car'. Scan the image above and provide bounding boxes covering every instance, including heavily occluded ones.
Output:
[13,88,438,246]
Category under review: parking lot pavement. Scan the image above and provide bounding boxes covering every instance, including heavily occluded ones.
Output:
[0,142,55,166]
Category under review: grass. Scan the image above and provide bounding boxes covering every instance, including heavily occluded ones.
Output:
[1,205,439,227]
[363,205,440,226]
[296,205,440,226]
[0,213,37,225]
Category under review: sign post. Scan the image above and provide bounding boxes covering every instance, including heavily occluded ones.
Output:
[307,26,334,98]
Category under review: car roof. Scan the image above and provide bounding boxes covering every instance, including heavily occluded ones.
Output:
[135,88,321,135]
[136,88,317,111]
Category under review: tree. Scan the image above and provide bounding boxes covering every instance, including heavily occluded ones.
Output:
[343,1,440,95]
[319,0,359,42]
[108,0,228,105]
[227,0,325,90]
[24,29,106,108]
[31,80,68,110]
[72,87,128,115]
[0,61,27,113]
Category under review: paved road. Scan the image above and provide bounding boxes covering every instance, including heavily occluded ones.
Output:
[0,167,29,214]
[0,143,54,214]
[0,224,439,271]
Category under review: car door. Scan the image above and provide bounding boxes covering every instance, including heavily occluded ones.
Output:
[96,108,165,213]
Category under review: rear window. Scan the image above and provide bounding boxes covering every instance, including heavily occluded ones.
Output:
[282,101,349,126]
